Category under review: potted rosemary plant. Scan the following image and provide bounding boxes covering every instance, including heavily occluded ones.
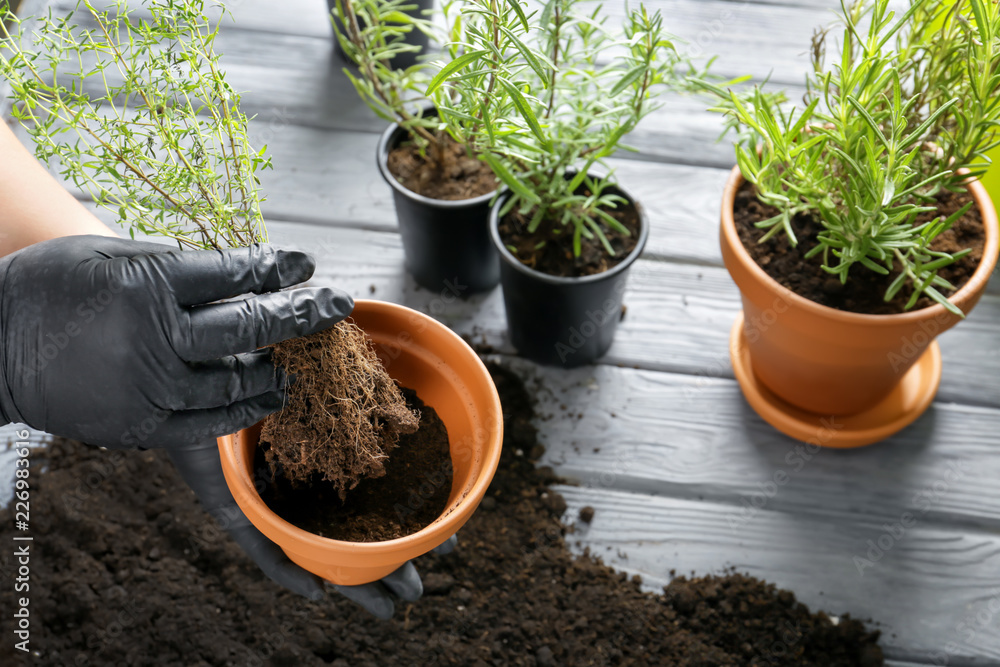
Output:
[473,0,710,366]
[1,0,502,584]
[706,0,1000,447]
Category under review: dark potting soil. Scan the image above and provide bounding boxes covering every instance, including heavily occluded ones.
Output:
[258,387,452,543]
[0,364,882,666]
[735,181,985,314]
[498,194,642,278]
[387,132,497,201]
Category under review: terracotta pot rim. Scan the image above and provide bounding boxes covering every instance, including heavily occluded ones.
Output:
[488,178,651,286]
[721,166,1000,325]
[376,115,499,209]
[218,299,504,553]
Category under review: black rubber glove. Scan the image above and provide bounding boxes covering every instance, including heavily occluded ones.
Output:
[169,439,457,618]
[0,235,353,447]
[0,235,452,616]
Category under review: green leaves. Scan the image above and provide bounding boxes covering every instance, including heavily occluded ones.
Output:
[1,0,269,250]
[609,65,647,97]
[333,0,698,259]
[705,0,999,314]
[425,49,489,95]
[497,78,546,145]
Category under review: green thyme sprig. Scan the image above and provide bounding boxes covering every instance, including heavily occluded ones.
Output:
[0,0,270,250]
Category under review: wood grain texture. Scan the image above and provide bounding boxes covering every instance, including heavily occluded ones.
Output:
[7,0,1000,663]
[42,0,808,169]
[253,218,1000,408]
[554,483,1000,663]
[49,0,834,85]
[484,355,1000,529]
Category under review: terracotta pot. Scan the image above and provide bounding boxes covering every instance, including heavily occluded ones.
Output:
[488,180,649,367]
[217,299,503,585]
[721,167,998,444]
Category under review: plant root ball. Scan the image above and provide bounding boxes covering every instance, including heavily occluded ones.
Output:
[260,321,419,499]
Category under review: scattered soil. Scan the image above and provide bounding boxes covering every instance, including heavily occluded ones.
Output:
[735,181,985,314]
[262,322,418,498]
[498,189,642,278]
[0,364,883,666]
[387,132,497,201]
[258,388,452,543]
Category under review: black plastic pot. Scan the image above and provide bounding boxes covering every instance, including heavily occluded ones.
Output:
[376,120,500,294]
[489,184,649,367]
[327,0,434,71]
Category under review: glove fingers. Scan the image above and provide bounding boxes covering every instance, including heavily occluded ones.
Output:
[227,524,326,601]
[332,582,395,620]
[380,561,423,602]
[175,287,354,361]
[162,390,285,445]
[432,534,458,556]
[146,245,317,307]
[178,350,284,410]
[84,235,175,258]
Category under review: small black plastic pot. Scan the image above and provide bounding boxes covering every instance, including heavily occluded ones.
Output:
[489,184,649,367]
[327,0,434,71]
[376,119,500,294]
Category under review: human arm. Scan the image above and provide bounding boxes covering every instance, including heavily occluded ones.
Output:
[0,120,117,254]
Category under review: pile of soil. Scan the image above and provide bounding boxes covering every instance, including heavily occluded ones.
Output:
[262,322,418,498]
[498,190,642,278]
[735,182,985,314]
[0,364,883,666]
[388,132,497,201]
[258,388,452,543]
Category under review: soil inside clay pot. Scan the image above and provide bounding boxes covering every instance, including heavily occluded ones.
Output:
[257,387,453,543]
[387,131,497,200]
[498,191,642,278]
[735,181,985,314]
[0,364,883,666]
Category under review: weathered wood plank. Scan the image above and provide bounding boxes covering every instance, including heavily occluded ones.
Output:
[488,354,1000,528]
[554,483,1000,663]
[30,15,765,168]
[257,218,1000,408]
[10,115,735,260]
[246,124,743,264]
[38,0,808,169]
[91,212,1000,408]
[0,424,50,507]
[50,0,833,85]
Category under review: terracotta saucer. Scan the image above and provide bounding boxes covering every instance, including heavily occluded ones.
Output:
[729,313,941,448]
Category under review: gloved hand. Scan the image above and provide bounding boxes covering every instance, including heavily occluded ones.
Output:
[169,439,457,618]
[0,235,353,447]
[0,235,451,615]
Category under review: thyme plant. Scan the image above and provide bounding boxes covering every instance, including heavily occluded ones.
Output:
[335,0,715,258]
[708,0,1000,314]
[0,0,270,250]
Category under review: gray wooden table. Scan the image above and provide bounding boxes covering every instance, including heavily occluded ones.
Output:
[6,0,1000,664]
